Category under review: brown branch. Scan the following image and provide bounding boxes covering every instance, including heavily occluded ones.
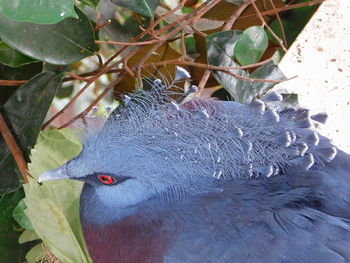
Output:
[197,69,211,95]
[0,113,28,183]
[250,0,288,52]
[220,68,297,83]
[59,0,222,128]
[96,39,162,46]
[0,80,27,86]
[66,72,89,82]
[145,56,274,71]
[238,0,325,20]
[42,57,127,129]
[58,72,128,129]
[222,0,251,31]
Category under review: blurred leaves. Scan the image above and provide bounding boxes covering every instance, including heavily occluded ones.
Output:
[206,30,286,103]
[115,42,181,94]
[0,41,36,68]
[12,199,34,231]
[155,6,224,33]
[0,189,33,263]
[268,0,319,46]
[79,0,101,9]
[0,8,95,65]
[111,0,160,17]
[0,0,78,24]
[0,72,65,194]
[224,0,243,6]
[24,129,92,263]
[0,62,43,106]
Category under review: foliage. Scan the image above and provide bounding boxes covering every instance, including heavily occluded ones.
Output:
[0,0,321,261]
[23,129,91,263]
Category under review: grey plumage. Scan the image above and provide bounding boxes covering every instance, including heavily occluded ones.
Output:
[39,67,350,263]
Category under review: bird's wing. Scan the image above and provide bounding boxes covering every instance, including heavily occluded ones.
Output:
[163,150,350,263]
[164,205,350,263]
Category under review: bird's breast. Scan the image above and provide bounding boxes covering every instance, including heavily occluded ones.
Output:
[82,215,170,263]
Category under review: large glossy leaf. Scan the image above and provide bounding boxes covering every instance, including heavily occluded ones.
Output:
[0,71,65,194]
[0,8,95,65]
[206,30,285,103]
[234,26,268,65]
[0,0,77,24]
[0,189,33,263]
[24,129,93,263]
[0,62,43,106]
[241,60,286,103]
[0,41,36,67]
[206,30,247,102]
[111,0,160,17]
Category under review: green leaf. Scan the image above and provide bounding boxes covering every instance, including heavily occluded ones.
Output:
[206,30,285,104]
[79,0,100,9]
[0,71,65,194]
[281,93,299,108]
[24,129,92,263]
[0,8,95,65]
[0,41,36,67]
[206,30,248,102]
[241,60,286,103]
[111,0,160,17]
[25,243,46,263]
[268,0,317,46]
[234,26,268,66]
[18,230,39,244]
[0,189,32,262]
[12,199,34,231]
[0,62,43,106]
[0,0,78,24]
[224,0,243,6]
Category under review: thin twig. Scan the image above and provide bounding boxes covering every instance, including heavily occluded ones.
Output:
[0,80,27,86]
[96,39,162,46]
[66,72,89,82]
[144,56,274,71]
[42,58,126,129]
[250,0,288,52]
[268,0,288,48]
[197,69,211,95]
[0,113,28,183]
[59,0,222,128]
[238,0,325,20]
[222,0,251,31]
[58,72,128,129]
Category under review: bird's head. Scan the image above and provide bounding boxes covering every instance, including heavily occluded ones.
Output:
[38,125,180,211]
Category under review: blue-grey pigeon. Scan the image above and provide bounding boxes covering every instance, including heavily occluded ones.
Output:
[39,69,350,263]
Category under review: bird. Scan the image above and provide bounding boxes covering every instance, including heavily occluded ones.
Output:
[39,67,350,263]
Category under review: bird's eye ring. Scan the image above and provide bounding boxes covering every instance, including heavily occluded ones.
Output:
[98,175,115,185]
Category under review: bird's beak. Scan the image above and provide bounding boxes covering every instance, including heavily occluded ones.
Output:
[38,165,70,184]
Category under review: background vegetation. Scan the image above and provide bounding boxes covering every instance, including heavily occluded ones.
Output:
[0,0,323,262]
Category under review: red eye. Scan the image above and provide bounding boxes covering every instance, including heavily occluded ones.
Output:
[98,175,115,184]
